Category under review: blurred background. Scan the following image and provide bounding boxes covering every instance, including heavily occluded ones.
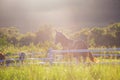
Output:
[0,0,120,32]
[0,0,120,53]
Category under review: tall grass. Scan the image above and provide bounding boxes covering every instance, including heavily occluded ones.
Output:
[0,64,120,80]
[0,43,120,80]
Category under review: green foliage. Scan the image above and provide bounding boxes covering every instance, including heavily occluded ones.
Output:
[0,23,120,50]
[0,26,53,47]
[0,36,8,47]
[0,64,120,80]
[72,23,120,47]
[0,25,120,80]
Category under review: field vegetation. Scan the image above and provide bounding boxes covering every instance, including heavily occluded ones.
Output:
[0,23,120,80]
[0,64,120,80]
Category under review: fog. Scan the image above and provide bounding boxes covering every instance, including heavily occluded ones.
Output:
[0,0,120,32]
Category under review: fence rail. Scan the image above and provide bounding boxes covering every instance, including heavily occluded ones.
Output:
[49,48,120,58]
[1,48,120,66]
[50,48,120,53]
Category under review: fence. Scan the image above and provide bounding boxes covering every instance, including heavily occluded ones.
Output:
[48,48,120,57]
[47,48,120,64]
[1,48,120,66]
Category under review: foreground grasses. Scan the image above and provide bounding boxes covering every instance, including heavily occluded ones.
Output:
[0,63,120,80]
[1,45,120,80]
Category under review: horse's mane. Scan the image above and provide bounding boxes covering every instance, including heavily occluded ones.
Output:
[56,31,70,40]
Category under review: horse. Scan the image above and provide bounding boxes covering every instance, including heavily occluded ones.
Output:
[0,52,5,65]
[54,31,97,63]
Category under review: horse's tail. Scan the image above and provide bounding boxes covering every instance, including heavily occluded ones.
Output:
[89,52,99,63]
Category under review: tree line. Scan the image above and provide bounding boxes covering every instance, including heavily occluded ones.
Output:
[0,23,120,48]
[0,26,53,47]
[73,23,120,47]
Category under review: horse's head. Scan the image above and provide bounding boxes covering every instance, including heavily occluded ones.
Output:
[54,31,64,45]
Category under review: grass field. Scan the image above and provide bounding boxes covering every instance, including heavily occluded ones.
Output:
[0,62,120,80]
[1,45,120,80]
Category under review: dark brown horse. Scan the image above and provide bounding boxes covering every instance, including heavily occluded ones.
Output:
[55,31,97,63]
[0,52,5,65]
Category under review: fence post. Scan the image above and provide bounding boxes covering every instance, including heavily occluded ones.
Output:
[48,48,53,65]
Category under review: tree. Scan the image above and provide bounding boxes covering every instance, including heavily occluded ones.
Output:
[35,26,53,44]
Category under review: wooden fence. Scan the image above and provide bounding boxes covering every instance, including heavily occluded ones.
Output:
[47,48,120,64]
[1,48,120,66]
[48,48,120,58]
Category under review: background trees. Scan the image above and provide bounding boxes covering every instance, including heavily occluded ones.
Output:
[71,23,120,47]
[0,23,120,48]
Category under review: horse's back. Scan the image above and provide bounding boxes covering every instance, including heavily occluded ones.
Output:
[72,39,88,49]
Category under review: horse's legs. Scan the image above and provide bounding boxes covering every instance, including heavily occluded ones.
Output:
[63,53,69,61]
[82,56,87,63]
[75,55,81,64]
[82,53,89,63]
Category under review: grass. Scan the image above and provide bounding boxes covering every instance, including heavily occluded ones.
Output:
[0,63,120,80]
[0,45,120,80]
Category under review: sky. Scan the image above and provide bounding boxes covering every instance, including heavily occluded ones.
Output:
[0,0,120,32]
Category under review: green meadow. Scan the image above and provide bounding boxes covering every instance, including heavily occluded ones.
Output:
[0,63,120,80]
[0,24,120,80]
[1,45,120,80]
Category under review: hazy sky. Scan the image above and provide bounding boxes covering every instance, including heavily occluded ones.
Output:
[0,0,120,32]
